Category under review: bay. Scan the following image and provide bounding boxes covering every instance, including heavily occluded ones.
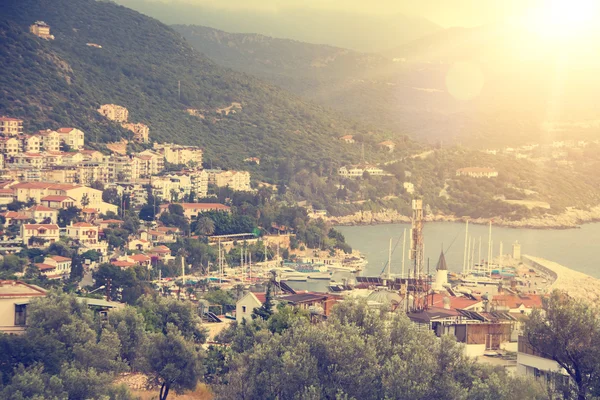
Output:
[336,222,600,279]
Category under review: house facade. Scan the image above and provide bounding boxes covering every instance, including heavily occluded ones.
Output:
[0,280,47,334]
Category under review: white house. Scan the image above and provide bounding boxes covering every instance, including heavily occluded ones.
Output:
[456,167,498,178]
[21,224,60,247]
[0,280,47,334]
[67,222,99,245]
[236,292,267,322]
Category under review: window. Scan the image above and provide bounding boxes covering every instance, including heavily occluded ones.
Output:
[242,306,247,313]
[15,304,27,326]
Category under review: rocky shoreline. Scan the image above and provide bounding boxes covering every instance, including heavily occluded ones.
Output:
[325,205,600,230]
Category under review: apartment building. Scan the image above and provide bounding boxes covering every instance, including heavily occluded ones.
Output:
[21,135,41,153]
[0,117,23,136]
[29,21,54,40]
[0,137,21,155]
[38,130,61,152]
[151,174,193,201]
[135,150,164,177]
[56,128,85,150]
[154,143,203,167]
[208,170,251,191]
[97,104,129,122]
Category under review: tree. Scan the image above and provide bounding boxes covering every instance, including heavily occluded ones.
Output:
[136,295,208,344]
[218,300,546,400]
[251,282,274,320]
[145,324,204,400]
[81,193,90,208]
[107,306,149,371]
[525,290,600,400]
[58,206,81,227]
[194,216,215,237]
[69,252,84,282]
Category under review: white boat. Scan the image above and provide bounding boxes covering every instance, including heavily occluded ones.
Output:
[307,272,333,280]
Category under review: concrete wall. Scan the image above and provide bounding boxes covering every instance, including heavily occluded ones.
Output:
[464,344,486,358]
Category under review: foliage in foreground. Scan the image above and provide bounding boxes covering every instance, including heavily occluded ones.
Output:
[213,300,547,400]
[525,290,600,400]
[0,291,206,400]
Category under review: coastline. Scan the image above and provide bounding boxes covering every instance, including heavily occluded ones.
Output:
[522,255,600,302]
[324,205,600,230]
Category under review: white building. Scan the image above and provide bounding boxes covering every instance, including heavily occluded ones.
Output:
[456,167,498,178]
[154,143,204,167]
[236,292,266,322]
[56,128,85,150]
[338,164,390,178]
[21,224,60,247]
[0,281,47,334]
[210,170,251,191]
[98,104,129,122]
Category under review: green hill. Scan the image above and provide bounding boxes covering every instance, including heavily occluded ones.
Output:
[0,0,396,171]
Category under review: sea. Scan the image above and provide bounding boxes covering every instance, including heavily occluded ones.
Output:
[286,222,600,292]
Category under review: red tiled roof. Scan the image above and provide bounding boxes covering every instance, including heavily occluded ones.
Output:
[129,254,151,262]
[150,245,171,254]
[1,211,30,219]
[252,292,267,304]
[57,127,75,133]
[35,263,56,271]
[24,224,59,230]
[72,222,95,228]
[50,255,71,262]
[111,260,135,267]
[28,205,55,212]
[41,195,74,202]
[81,208,97,213]
[100,219,123,224]
[430,293,481,310]
[492,294,542,309]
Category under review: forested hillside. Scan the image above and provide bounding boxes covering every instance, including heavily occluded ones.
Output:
[0,0,391,170]
[176,24,600,148]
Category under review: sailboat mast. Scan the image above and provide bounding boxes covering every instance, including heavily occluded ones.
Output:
[478,237,482,270]
[462,220,469,274]
[387,238,392,279]
[486,220,492,276]
[401,228,406,279]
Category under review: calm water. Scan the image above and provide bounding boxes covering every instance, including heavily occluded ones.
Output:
[336,222,600,279]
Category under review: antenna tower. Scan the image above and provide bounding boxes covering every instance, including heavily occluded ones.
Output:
[409,198,426,311]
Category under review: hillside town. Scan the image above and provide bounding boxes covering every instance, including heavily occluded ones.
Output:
[0,6,598,400]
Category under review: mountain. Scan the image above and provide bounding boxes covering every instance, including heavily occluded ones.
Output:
[113,0,440,53]
[176,24,600,147]
[0,0,396,172]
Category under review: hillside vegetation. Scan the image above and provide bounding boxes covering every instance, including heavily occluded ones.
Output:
[0,0,391,171]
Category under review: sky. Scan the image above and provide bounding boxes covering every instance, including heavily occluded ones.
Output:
[131,0,544,28]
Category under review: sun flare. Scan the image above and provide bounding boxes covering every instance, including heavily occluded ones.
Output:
[527,0,599,40]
